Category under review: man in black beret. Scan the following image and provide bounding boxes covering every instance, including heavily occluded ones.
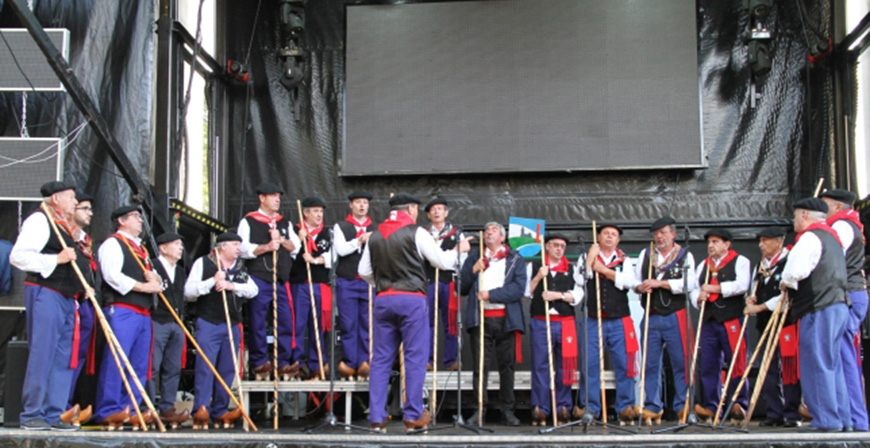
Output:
[743,227,802,427]
[290,196,333,379]
[423,197,462,372]
[781,197,850,431]
[147,232,189,428]
[237,182,301,380]
[633,216,698,424]
[185,232,258,429]
[692,228,751,421]
[332,191,375,379]
[821,189,869,431]
[10,181,89,431]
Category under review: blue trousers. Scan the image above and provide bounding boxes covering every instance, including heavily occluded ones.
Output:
[699,317,748,412]
[291,282,327,371]
[529,318,574,415]
[248,276,294,368]
[578,317,636,416]
[68,299,95,408]
[761,343,802,421]
[148,320,185,413]
[193,318,240,417]
[641,311,688,413]
[368,293,429,424]
[336,277,370,369]
[94,305,152,421]
[841,290,869,430]
[21,285,75,424]
[800,303,850,430]
[427,281,458,367]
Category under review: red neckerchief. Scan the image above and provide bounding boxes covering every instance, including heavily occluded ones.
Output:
[245,210,282,228]
[114,232,152,271]
[77,233,97,272]
[827,209,864,234]
[597,248,627,269]
[483,244,508,270]
[428,223,458,241]
[378,210,415,239]
[796,221,843,247]
[704,249,738,303]
[47,207,77,239]
[345,214,372,238]
[546,254,570,274]
[299,221,325,253]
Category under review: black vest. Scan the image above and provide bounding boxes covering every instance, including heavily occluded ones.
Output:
[289,226,332,284]
[529,259,576,317]
[196,256,249,325]
[151,258,186,324]
[424,224,459,284]
[23,210,90,297]
[837,219,867,291]
[753,254,790,332]
[789,229,848,319]
[101,236,155,310]
[640,247,689,315]
[243,214,294,283]
[585,255,631,318]
[336,219,374,280]
[369,225,428,294]
[697,254,744,323]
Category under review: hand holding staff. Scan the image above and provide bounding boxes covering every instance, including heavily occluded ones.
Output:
[712,279,757,426]
[296,199,326,380]
[539,238,558,427]
[637,241,655,425]
[592,221,608,423]
[681,267,710,424]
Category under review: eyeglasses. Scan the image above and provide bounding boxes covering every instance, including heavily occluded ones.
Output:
[76,206,93,213]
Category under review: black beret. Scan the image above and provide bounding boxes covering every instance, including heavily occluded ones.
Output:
[704,228,733,242]
[424,197,448,212]
[545,233,570,244]
[793,197,828,213]
[76,191,94,204]
[301,196,327,208]
[347,190,373,201]
[216,232,242,243]
[255,182,285,195]
[40,180,75,197]
[389,193,421,207]
[820,189,857,206]
[597,223,623,235]
[156,232,183,245]
[650,216,676,232]
[757,227,787,239]
[110,205,140,221]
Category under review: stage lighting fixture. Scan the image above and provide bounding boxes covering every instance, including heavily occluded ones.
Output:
[280,1,305,34]
[280,58,305,90]
[748,0,773,20]
[226,59,250,82]
[748,40,771,76]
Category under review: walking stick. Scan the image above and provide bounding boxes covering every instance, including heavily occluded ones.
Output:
[117,236,258,431]
[296,200,326,380]
[813,178,825,197]
[539,239,558,427]
[214,248,247,430]
[681,267,710,424]
[713,279,758,426]
[743,294,791,428]
[40,203,151,431]
[477,231,485,427]
[431,269,440,416]
[400,342,407,406]
[368,286,373,368]
[637,241,655,426]
[591,221,608,423]
[271,249,279,429]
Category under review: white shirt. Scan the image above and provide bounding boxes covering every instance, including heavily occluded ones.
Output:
[690,253,751,308]
[332,217,370,257]
[481,253,507,311]
[582,250,641,292]
[184,257,258,301]
[633,247,699,295]
[158,255,176,284]
[10,212,58,278]
[98,231,142,296]
[831,220,854,255]
[781,231,823,290]
[523,260,585,314]
[237,208,301,260]
[358,227,459,285]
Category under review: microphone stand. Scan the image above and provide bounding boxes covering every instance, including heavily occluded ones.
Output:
[304,228,378,434]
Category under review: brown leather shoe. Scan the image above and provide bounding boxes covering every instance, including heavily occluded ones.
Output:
[694,404,714,419]
[729,403,746,420]
[253,361,272,381]
[557,406,571,424]
[100,406,130,431]
[446,362,459,371]
[642,408,664,425]
[370,420,387,433]
[404,409,431,432]
[215,408,242,428]
[337,361,356,379]
[799,403,813,421]
[60,404,80,424]
[618,406,637,425]
[572,406,585,419]
[308,364,329,381]
[128,409,153,430]
[357,361,371,379]
[74,405,93,426]
[531,406,547,426]
[426,363,433,372]
[159,407,190,428]
[278,362,300,381]
[193,405,209,430]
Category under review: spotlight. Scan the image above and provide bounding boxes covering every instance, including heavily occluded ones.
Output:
[748,40,771,76]
[748,0,773,21]
[280,58,305,90]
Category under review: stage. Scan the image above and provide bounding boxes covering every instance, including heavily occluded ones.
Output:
[0,421,868,448]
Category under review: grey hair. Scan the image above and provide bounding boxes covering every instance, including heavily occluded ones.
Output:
[807,210,827,221]
[484,221,506,237]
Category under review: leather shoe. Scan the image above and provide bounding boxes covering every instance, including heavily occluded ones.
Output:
[501,409,520,427]
[446,362,459,371]
[370,420,387,433]
[531,406,547,426]
[572,406,585,419]
[729,403,746,420]
[783,418,801,428]
[798,403,812,421]
[60,404,80,424]
[557,406,571,424]
[760,417,784,427]
[403,409,431,432]
[694,404,714,419]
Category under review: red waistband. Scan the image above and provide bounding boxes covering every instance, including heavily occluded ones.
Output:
[113,302,151,316]
[483,309,506,318]
[534,315,575,323]
[23,281,76,298]
[377,288,425,298]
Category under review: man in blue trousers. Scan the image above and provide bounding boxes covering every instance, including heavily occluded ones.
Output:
[11,181,89,431]
[423,197,462,372]
[782,197,850,431]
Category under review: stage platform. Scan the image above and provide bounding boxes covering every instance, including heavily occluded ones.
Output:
[0,420,868,448]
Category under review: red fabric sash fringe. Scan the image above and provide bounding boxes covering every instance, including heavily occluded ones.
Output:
[285,282,296,348]
[724,317,746,378]
[86,319,97,375]
[675,308,693,384]
[780,323,799,385]
[622,316,639,378]
[181,336,187,369]
[238,323,245,379]
[448,281,458,336]
[320,283,333,332]
[70,302,80,369]
[535,315,578,385]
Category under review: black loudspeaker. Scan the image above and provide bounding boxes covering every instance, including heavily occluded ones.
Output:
[5,341,28,427]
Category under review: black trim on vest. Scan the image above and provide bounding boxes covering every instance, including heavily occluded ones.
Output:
[529,259,576,317]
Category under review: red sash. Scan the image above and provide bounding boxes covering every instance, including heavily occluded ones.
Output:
[285,282,296,349]
[86,320,98,375]
[70,302,80,369]
[483,309,523,363]
[181,336,187,369]
[675,308,692,384]
[320,283,333,332]
[704,250,738,303]
[238,323,245,379]
[447,281,458,336]
[623,316,639,378]
[147,321,154,380]
[724,318,746,378]
[780,323,799,385]
[533,315,578,385]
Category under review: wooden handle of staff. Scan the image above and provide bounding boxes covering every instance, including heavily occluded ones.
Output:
[744,295,791,428]
[214,248,247,430]
[117,234,258,431]
[712,279,757,426]
[539,238,558,427]
[39,203,153,432]
[478,231,485,427]
[637,241,655,425]
[271,249,279,429]
[296,200,326,380]
[592,221,607,423]
[813,177,825,197]
[368,286,373,367]
[431,268,440,417]
[681,268,710,424]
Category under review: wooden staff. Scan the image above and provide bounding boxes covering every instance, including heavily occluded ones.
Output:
[400,343,407,405]
[539,238,558,427]
[271,249,279,429]
[743,294,791,428]
[39,203,151,431]
[637,241,655,425]
[117,235,258,431]
[712,279,758,426]
[681,267,710,424]
[296,200,326,379]
[214,247,246,430]
[431,268,440,417]
[591,221,608,423]
[477,231,485,427]
[813,177,825,197]
[368,286,373,368]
